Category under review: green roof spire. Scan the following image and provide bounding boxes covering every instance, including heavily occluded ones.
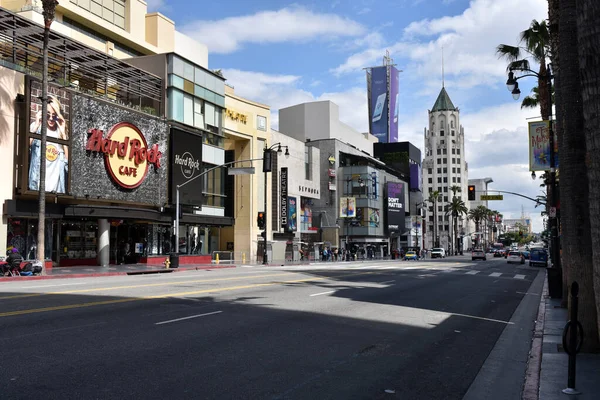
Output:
[431,87,457,112]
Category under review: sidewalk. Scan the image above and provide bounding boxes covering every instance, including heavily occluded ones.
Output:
[0,262,236,281]
[525,272,600,400]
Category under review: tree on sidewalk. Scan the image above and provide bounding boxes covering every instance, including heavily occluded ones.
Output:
[37,0,59,274]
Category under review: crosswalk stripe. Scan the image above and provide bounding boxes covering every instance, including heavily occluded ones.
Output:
[490,272,502,277]
[466,270,480,275]
[514,274,526,280]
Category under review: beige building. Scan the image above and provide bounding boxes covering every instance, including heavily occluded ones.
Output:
[0,0,207,67]
[221,85,271,262]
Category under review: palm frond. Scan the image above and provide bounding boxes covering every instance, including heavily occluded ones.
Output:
[521,96,539,109]
[496,44,521,63]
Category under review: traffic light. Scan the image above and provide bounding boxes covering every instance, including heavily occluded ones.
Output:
[468,185,476,201]
[262,149,272,172]
[257,212,265,230]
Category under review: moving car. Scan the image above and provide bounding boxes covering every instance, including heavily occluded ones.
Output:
[472,248,487,261]
[430,248,446,259]
[506,251,525,264]
[404,251,418,261]
[529,248,548,267]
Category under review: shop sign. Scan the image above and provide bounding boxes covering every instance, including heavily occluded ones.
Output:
[328,182,337,191]
[86,122,162,189]
[225,108,248,124]
[328,168,336,177]
[281,167,288,228]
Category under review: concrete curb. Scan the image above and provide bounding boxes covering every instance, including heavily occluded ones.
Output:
[522,269,548,400]
[0,264,236,281]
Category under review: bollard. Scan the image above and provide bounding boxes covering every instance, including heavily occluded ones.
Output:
[242,253,246,263]
[164,258,170,269]
[215,253,220,265]
[562,281,584,395]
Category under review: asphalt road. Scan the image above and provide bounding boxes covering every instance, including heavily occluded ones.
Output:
[0,256,543,399]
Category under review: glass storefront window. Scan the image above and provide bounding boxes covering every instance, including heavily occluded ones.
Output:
[62,221,97,259]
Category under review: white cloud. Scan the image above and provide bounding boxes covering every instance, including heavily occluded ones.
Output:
[181,6,366,54]
[145,0,165,11]
[357,8,371,15]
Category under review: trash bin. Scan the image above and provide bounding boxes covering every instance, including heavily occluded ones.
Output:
[547,267,563,298]
[169,253,179,268]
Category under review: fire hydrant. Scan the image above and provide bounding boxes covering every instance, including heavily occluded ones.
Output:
[164,258,171,268]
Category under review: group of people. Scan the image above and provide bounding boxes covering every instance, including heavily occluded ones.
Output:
[1,248,41,276]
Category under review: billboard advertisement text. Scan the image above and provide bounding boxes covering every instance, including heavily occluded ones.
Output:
[389,66,400,143]
[386,182,405,233]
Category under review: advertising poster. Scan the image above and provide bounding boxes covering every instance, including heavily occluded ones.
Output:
[369,66,389,142]
[300,198,313,230]
[287,196,297,232]
[369,209,380,227]
[410,163,422,192]
[386,182,405,233]
[528,120,559,171]
[27,79,71,194]
[339,197,356,218]
[389,66,400,143]
[170,128,203,205]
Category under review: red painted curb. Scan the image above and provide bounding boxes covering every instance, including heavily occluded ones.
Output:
[522,269,548,400]
[0,265,236,281]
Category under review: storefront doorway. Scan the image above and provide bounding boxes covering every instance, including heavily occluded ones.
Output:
[110,222,148,264]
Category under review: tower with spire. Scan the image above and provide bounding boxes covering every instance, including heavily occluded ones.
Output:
[422,83,469,253]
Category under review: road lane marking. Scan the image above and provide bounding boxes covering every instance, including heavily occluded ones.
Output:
[21,282,88,289]
[489,272,502,277]
[466,271,480,275]
[514,274,526,280]
[379,280,396,285]
[0,271,376,318]
[309,291,335,297]
[0,272,296,300]
[155,311,222,325]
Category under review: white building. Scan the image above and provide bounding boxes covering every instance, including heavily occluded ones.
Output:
[422,87,469,253]
[278,101,378,155]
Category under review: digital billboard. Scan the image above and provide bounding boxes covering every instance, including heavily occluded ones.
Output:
[389,66,400,143]
[386,182,405,233]
[287,196,297,232]
[369,66,389,142]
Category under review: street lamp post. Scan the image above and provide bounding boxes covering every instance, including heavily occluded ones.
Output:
[175,157,263,253]
[262,142,290,265]
[506,65,561,273]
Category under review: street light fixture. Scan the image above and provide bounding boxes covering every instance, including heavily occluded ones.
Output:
[262,142,290,265]
[505,64,560,273]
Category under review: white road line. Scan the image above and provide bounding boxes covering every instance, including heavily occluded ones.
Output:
[309,290,335,297]
[514,274,526,280]
[379,280,396,285]
[466,271,480,275]
[490,272,502,277]
[21,282,88,289]
[155,311,223,325]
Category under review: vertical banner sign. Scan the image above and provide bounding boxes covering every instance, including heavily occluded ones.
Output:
[281,167,288,228]
[287,196,297,232]
[386,182,405,233]
[528,120,559,171]
[410,163,422,191]
[339,197,356,218]
[369,66,389,143]
[389,66,400,143]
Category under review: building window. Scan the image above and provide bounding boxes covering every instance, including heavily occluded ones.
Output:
[428,168,433,174]
[437,168,442,173]
[71,0,126,29]
[440,130,445,136]
[437,148,441,155]
[444,196,448,202]
[451,120,455,128]
[457,158,461,163]
[437,158,441,164]
[452,168,456,173]
[452,158,455,164]
[443,177,447,183]
[457,168,461,173]
[452,177,456,183]
[457,149,461,155]
[443,187,448,192]
[443,168,447,173]
[437,177,442,183]
[451,130,455,136]
[457,177,461,183]
[443,158,447,164]
[443,149,447,155]
[428,178,432,184]
[305,148,312,180]
[452,149,456,154]
[438,186,442,192]
[202,164,226,207]
[257,116,267,131]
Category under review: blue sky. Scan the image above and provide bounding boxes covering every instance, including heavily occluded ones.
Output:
[148,0,550,233]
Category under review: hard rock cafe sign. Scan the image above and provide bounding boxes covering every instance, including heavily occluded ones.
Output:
[86,122,162,189]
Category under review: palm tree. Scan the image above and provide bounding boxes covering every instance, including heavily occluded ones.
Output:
[446,197,468,255]
[37,0,59,272]
[468,205,489,248]
[572,0,600,350]
[427,190,441,248]
[496,19,552,120]
[520,85,555,110]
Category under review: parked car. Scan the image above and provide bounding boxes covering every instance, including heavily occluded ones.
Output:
[430,248,446,259]
[506,251,525,264]
[472,248,487,261]
[529,248,548,267]
[404,251,418,261]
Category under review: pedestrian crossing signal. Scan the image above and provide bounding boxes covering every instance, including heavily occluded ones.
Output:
[468,185,476,201]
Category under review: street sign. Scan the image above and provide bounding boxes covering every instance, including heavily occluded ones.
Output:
[228,167,255,175]
[480,195,503,201]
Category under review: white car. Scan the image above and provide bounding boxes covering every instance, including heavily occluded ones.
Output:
[506,251,525,264]
[430,248,446,259]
